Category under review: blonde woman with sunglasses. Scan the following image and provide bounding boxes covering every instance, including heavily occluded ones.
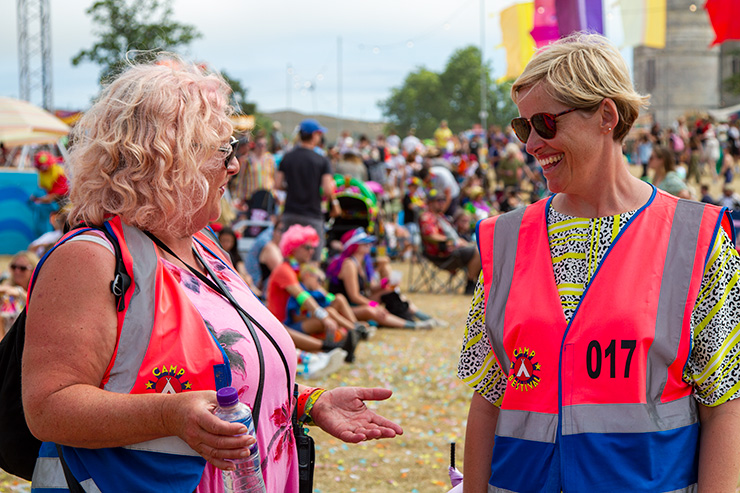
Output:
[458,33,740,492]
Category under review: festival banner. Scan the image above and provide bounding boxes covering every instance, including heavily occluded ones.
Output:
[705,0,740,45]
[500,2,537,80]
[530,0,560,47]
[555,0,604,36]
[619,0,666,48]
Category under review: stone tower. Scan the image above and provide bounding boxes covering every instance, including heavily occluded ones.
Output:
[632,0,740,126]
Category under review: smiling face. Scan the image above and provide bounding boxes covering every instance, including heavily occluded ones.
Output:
[515,83,602,196]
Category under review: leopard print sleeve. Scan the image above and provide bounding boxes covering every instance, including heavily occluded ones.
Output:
[458,272,507,406]
[686,227,740,406]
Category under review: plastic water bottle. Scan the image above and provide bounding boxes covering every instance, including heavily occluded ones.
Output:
[214,387,266,493]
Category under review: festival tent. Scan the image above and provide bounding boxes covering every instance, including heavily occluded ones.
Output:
[0,97,70,147]
[707,102,740,122]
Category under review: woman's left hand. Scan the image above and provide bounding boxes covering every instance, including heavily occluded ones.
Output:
[310,387,403,443]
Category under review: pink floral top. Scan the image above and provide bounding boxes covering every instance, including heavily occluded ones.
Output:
[161,240,298,493]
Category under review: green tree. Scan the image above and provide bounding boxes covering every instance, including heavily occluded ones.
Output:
[71,0,202,83]
[221,70,256,116]
[379,45,519,138]
[378,68,442,138]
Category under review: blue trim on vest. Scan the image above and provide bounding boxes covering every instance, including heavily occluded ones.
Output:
[490,436,557,493]
[547,186,657,488]
[34,441,206,493]
[561,424,699,492]
[492,423,698,492]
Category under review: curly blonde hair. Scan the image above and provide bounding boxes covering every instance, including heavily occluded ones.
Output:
[67,57,234,237]
[511,32,649,142]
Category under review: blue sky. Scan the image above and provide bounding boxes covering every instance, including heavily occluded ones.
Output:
[0,0,628,121]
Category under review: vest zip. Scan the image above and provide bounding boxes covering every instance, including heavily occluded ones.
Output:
[553,187,656,489]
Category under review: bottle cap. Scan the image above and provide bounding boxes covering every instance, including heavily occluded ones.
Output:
[216,386,239,407]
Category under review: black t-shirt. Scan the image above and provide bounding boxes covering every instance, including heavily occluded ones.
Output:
[279,146,331,218]
[402,193,417,225]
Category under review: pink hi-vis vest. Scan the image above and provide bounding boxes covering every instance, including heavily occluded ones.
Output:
[476,188,734,493]
[31,217,233,492]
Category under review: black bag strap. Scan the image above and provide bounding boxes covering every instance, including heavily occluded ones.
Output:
[55,444,85,493]
[143,231,293,430]
[292,385,315,493]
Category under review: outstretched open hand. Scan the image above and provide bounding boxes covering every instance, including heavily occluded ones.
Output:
[310,387,403,443]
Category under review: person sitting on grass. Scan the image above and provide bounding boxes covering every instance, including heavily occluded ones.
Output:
[327,228,436,330]
[285,264,375,346]
[267,224,363,360]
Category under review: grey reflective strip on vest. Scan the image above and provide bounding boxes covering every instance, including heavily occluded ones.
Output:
[103,224,158,394]
[495,408,558,442]
[31,457,102,492]
[646,199,705,404]
[485,207,526,375]
[123,435,201,456]
[488,485,518,493]
[562,395,697,435]
[488,483,696,492]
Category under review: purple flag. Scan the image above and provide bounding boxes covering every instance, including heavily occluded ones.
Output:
[555,0,604,36]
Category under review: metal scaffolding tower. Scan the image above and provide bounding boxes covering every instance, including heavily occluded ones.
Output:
[17,0,53,110]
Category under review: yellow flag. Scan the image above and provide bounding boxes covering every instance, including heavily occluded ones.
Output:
[501,3,537,80]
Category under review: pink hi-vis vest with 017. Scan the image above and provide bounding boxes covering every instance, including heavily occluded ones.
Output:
[476,189,734,493]
[31,217,233,493]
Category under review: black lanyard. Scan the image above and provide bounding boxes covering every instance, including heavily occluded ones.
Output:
[144,231,292,430]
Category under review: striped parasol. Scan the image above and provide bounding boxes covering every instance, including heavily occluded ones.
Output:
[0,97,70,147]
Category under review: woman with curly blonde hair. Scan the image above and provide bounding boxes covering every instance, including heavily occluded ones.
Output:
[23,58,401,492]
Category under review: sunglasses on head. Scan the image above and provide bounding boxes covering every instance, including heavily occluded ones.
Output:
[218,136,238,168]
[511,108,578,143]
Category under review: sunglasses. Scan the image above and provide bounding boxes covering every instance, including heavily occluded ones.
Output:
[10,264,30,272]
[218,136,238,168]
[511,108,578,143]
[300,244,316,251]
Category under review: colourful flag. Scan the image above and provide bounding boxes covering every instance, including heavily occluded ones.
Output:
[705,0,740,45]
[555,0,604,36]
[501,2,537,80]
[531,0,560,47]
[619,0,666,48]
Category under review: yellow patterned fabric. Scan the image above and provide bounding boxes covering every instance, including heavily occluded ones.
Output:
[458,208,740,407]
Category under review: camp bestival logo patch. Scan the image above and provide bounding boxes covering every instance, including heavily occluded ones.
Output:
[146,364,192,394]
[508,347,541,391]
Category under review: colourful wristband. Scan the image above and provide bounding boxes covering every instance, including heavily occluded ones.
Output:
[368,300,379,307]
[297,387,326,426]
[296,291,311,307]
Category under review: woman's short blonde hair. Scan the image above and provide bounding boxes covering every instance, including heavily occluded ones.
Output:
[511,32,649,142]
[67,56,234,237]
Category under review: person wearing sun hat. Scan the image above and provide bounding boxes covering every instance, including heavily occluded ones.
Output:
[326,228,435,330]
[275,118,341,261]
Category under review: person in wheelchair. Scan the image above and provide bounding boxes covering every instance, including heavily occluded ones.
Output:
[419,189,481,294]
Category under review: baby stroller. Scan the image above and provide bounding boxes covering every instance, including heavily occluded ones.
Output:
[325,175,380,253]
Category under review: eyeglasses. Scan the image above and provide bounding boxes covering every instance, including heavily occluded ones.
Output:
[9,264,30,272]
[218,136,238,168]
[511,108,578,143]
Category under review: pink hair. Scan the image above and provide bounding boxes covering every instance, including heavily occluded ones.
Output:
[279,224,319,257]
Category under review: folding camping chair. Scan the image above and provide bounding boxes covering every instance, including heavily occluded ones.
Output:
[407,229,467,294]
